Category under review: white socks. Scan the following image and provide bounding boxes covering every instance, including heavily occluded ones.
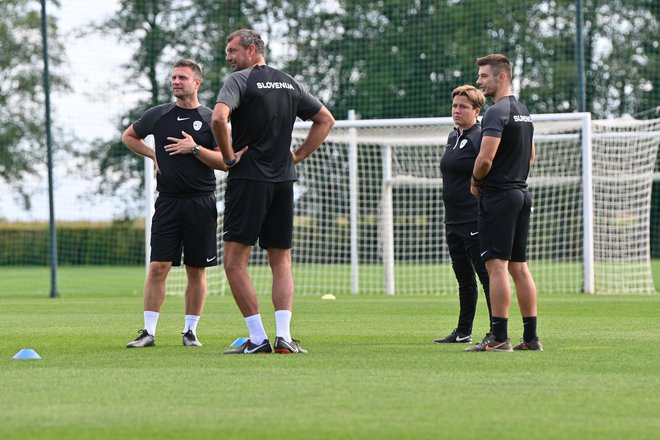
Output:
[245,314,268,345]
[144,311,199,336]
[144,311,292,343]
[144,313,200,337]
[244,311,293,343]
[183,315,200,335]
[275,310,292,342]
[144,311,159,336]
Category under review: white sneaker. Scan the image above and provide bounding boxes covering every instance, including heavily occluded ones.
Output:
[182,330,202,347]
[126,329,155,348]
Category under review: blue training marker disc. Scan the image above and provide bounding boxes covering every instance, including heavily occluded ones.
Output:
[13,348,42,360]
[230,337,249,347]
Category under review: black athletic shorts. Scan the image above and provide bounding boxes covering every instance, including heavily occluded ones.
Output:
[222,180,294,249]
[150,193,218,267]
[477,188,532,262]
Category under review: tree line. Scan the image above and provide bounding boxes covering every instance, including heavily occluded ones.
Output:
[1,0,658,218]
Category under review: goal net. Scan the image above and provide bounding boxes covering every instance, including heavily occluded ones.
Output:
[590,118,660,293]
[157,114,659,296]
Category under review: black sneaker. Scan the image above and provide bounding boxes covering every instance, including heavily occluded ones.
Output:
[513,336,544,351]
[223,339,272,354]
[464,334,512,352]
[274,337,308,354]
[182,330,202,347]
[126,329,155,348]
[434,329,472,344]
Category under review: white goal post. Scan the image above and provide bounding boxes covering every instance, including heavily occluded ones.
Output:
[370,113,595,294]
[150,113,660,296]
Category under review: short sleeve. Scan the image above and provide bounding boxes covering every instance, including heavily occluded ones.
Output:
[216,72,247,112]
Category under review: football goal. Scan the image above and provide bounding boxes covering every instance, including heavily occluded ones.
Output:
[151,113,659,296]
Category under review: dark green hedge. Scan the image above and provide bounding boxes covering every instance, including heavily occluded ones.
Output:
[0,223,145,265]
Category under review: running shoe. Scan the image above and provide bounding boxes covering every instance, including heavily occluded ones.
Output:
[182,330,202,347]
[472,332,492,349]
[434,329,472,344]
[513,336,544,351]
[223,339,272,354]
[464,335,512,352]
[126,329,155,348]
[274,337,307,354]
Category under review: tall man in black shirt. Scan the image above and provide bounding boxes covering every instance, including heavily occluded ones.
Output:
[212,29,335,354]
[435,85,492,345]
[466,54,543,352]
[122,59,227,348]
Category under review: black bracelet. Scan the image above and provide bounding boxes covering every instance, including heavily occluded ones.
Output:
[224,157,237,167]
[472,174,482,183]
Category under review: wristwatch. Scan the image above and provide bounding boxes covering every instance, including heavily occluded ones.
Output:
[191,145,200,156]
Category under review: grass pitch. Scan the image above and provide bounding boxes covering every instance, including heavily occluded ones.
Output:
[1,266,659,439]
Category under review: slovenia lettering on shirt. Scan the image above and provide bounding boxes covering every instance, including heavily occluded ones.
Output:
[513,115,533,123]
[256,81,295,90]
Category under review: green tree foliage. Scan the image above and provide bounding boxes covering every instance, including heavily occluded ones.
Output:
[583,0,660,117]
[0,0,67,210]
[83,0,658,218]
[285,0,658,119]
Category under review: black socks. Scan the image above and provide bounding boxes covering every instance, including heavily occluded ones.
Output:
[522,316,538,342]
[491,316,508,342]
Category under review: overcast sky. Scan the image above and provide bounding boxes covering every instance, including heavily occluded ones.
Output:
[54,0,130,140]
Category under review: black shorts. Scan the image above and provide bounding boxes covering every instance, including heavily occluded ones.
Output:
[150,194,218,267]
[477,188,532,262]
[223,180,294,249]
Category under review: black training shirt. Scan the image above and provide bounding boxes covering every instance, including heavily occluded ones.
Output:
[216,65,323,182]
[440,123,482,224]
[132,103,217,196]
[480,96,534,193]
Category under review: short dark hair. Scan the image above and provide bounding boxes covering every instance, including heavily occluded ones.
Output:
[476,54,512,80]
[226,29,265,55]
[173,59,202,80]
[451,85,486,109]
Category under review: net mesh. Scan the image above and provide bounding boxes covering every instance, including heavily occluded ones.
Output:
[2,1,659,297]
[165,115,658,295]
[591,118,660,293]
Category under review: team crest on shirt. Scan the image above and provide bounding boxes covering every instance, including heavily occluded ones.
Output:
[193,120,202,131]
[459,139,468,149]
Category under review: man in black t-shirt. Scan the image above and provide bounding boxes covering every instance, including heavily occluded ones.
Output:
[466,54,543,352]
[122,59,227,349]
[435,85,492,345]
[212,29,335,354]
